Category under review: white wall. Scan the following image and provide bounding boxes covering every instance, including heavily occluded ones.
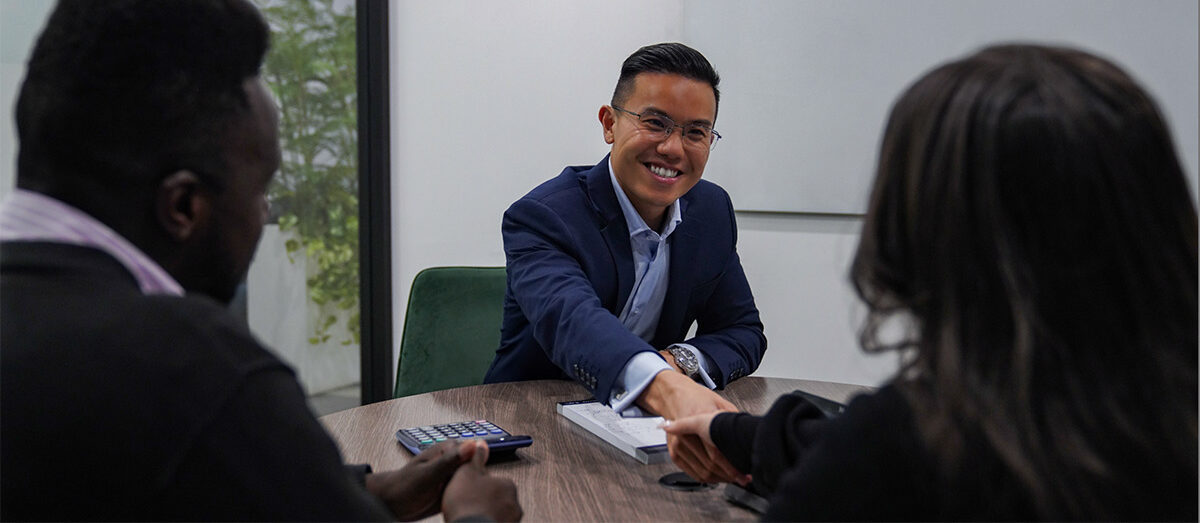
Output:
[388,1,1198,388]
[687,0,1200,213]
[388,0,900,387]
[736,213,898,384]
[0,0,55,198]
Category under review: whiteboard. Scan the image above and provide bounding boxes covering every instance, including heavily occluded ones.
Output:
[684,0,1200,214]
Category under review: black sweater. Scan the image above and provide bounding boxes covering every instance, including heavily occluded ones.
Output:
[1,242,391,520]
[710,385,1196,521]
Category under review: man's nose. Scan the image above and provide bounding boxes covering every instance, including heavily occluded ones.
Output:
[656,127,686,157]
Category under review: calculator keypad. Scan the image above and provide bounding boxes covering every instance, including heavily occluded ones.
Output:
[399,420,507,450]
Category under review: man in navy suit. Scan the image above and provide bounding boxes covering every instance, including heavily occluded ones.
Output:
[485,43,766,476]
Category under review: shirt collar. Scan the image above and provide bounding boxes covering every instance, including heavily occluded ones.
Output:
[607,158,683,240]
[0,188,185,296]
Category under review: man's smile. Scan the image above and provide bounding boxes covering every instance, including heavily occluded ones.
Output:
[647,163,680,180]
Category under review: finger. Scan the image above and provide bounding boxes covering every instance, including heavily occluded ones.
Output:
[701,441,746,484]
[659,417,697,436]
[425,441,468,475]
[670,434,717,483]
[716,396,737,412]
[677,436,721,482]
[669,441,707,482]
[412,441,447,463]
[469,439,489,468]
[678,434,739,484]
[457,440,478,461]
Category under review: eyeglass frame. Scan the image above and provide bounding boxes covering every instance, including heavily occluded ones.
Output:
[610,105,723,151]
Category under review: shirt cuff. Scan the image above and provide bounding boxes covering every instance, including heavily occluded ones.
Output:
[668,343,717,389]
[609,351,671,415]
[344,463,373,487]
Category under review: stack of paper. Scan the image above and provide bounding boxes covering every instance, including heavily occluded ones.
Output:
[556,399,669,464]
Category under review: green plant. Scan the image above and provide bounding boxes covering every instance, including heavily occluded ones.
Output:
[256,0,359,345]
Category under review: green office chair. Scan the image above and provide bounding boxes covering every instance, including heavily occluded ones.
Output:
[394,266,507,398]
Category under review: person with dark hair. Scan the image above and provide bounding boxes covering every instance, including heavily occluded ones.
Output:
[662,43,1198,520]
[0,1,520,520]
[484,42,765,466]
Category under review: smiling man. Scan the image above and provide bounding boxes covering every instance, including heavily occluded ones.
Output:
[485,43,766,449]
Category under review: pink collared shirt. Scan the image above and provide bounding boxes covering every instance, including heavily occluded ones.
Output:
[0,189,184,296]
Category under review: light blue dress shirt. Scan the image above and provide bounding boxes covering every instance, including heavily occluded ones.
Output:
[605,160,717,415]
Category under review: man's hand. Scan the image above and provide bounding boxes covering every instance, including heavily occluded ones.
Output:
[661,412,751,486]
[442,440,523,522]
[638,368,734,420]
[637,370,743,484]
[364,440,473,521]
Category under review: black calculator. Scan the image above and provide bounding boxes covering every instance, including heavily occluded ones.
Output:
[394,420,533,455]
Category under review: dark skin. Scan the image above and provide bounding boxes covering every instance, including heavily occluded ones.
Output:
[141,77,522,520]
[442,441,524,522]
[151,78,280,304]
[367,440,521,522]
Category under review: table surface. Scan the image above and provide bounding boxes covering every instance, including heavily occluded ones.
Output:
[321,377,872,521]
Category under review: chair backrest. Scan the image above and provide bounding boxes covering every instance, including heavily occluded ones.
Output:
[394,266,506,398]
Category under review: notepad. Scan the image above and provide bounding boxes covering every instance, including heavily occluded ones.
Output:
[557,399,669,464]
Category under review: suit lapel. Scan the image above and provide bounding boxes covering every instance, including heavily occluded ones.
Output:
[582,155,635,311]
[655,195,696,347]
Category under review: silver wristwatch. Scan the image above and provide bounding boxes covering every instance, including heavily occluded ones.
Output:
[667,346,701,380]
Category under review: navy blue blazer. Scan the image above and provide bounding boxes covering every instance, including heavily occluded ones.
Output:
[483,156,766,402]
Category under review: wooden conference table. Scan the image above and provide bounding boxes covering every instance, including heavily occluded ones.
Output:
[321,377,872,521]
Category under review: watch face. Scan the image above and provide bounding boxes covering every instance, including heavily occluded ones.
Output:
[671,347,698,375]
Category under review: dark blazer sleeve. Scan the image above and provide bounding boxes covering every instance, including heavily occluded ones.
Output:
[659,184,766,387]
[501,195,658,401]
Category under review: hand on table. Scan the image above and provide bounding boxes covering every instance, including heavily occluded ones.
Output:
[442,440,523,522]
[364,440,466,520]
[638,370,747,485]
[363,440,504,521]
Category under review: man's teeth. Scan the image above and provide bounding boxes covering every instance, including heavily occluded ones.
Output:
[649,165,679,178]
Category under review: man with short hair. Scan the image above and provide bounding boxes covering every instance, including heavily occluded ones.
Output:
[0,1,520,520]
[484,43,766,478]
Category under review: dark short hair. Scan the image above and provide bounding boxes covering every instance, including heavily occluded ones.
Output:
[15,0,269,204]
[611,42,720,119]
[852,44,1197,519]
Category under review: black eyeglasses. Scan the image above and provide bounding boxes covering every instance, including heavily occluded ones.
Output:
[611,105,722,151]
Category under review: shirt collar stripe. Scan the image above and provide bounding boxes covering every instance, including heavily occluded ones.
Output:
[0,189,184,296]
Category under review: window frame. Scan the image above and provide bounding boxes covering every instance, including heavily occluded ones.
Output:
[356,0,392,404]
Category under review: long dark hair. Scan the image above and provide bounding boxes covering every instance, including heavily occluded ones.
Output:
[851,44,1197,519]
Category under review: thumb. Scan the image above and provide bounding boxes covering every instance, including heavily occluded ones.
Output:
[432,442,468,471]
[469,440,489,469]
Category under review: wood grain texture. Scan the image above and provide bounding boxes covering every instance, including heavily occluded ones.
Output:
[321,377,872,521]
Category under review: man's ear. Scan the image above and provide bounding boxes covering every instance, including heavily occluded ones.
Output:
[598,105,616,145]
[156,170,212,242]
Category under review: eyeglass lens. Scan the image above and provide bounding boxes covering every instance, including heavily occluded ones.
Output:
[616,106,720,151]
